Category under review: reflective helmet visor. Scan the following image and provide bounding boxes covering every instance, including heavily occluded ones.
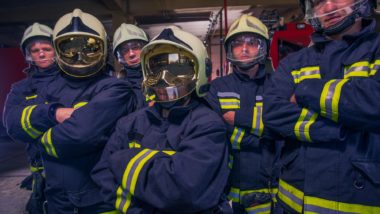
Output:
[143,44,198,102]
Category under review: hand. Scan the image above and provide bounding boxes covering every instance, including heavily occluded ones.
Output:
[290,94,297,104]
[55,108,75,123]
[223,111,235,126]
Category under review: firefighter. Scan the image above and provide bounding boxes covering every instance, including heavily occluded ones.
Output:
[113,23,149,108]
[205,14,279,214]
[263,0,380,213]
[3,22,58,214]
[4,9,138,213]
[91,26,231,213]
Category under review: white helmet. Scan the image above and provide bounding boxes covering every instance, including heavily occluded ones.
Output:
[113,23,148,67]
[20,23,54,62]
[53,8,107,78]
[140,26,211,102]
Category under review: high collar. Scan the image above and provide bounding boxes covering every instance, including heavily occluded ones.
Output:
[27,63,59,78]
[146,98,200,124]
[311,19,375,46]
[232,64,267,81]
[123,66,143,85]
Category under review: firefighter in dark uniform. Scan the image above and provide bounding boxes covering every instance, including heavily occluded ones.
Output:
[91,26,231,213]
[3,22,58,214]
[4,8,138,213]
[205,15,278,214]
[113,23,149,108]
[263,0,380,213]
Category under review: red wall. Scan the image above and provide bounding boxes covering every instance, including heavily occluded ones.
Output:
[0,48,27,130]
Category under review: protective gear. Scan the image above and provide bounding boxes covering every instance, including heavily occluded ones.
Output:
[140,27,211,102]
[53,8,107,78]
[113,24,148,67]
[20,23,55,64]
[224,15,269,69]
[299,0,376,35]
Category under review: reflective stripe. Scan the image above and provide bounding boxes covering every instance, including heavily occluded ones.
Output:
[73,101,88,109]
[100,210,119,214]
[40,129,58,158]
[294,108,318,142]
[292,66,321,84]
[246,203,272,214]
[21,105,42,139]
[162,150,176,155]
[370,60,380,76]
[116,149,158,213]
[251,102,263,137]
[320,79,348,122]
[278,179,304,213]
[228,154,233,169]
[230,127,245,150]
[219,98,240,109]
[128,141,141,149]
[30,166,44,172]
[344,61,370,79]
[145,94,156,101]
[217,92,240,99]
[228,187,240,203]
[25,94,37,100]
[304,195,380,214]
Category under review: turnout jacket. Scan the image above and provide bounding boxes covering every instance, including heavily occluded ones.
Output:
[4,70,137,207]
[92,98,230,213]
[120,66,146,108]
[263,19,380,213]
[206,67,278,213]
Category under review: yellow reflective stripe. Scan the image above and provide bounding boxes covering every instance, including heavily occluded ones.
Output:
[145,94,156,101]
[162,150,176,155]
[117,149,158,213]
[100,210,119,214]
[246,202,272,214]
[25,94,37,100]
[40,129,58,158]
[292,66,320,84]
[128,141,141,149]
[115,186,132,213]
[320,79,348,122]
[370,59,380,76]
[29,166,44,172]
[21,105,43,139]
[294,108,318,142]
[228,154,233,169]
[228,187,240,203]
[251,102,264,137]
[278,179,304,213]
[230,127,245,150]
[73,101,88,109]
[219,98,240,109]
[304,195,380,213]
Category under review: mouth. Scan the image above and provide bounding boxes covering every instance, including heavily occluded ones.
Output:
[324,15,343,27]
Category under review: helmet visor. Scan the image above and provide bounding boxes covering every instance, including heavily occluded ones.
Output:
[143,44,198,102]
[56,35,104,67]
[226,33,267,65]
[304,0,364,27]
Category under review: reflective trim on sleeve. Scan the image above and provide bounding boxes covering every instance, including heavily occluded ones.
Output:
[278,179,304,213]
[25,94,38,100]
[116,149,158,213]
[162,150,176,155]
[73,101,88,109]
[21,105,43,139]
[217,92,240,99]
[230,127,245,150]
[294,108,318,142]
[320,79,349,122]
[128,141,141,149]
[228,187,240,203]
[304,195,380,214]
[370,60,380,76]
[344,61,370,78]
[219,98,240,109]
[40,128,58,158]
[246,203,272,214]
[228,154,233,169]
[251,101,263,137]
[291,66,321,84]
[229,187,279,208]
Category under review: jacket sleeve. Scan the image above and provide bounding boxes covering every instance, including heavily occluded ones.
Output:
[263,61,346,143]
[3,82,58,143]
[204,81,223,116]
[107,116,229,213]
[295,75,380,133]
[37,80,136,158]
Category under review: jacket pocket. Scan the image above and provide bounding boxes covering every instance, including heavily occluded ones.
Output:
[351,160,380,185]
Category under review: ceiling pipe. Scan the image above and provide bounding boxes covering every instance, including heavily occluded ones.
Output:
[224,0,228,36]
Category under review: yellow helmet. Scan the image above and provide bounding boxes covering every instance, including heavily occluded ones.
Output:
[140,26,211,102]
[53,8,107,78]
[20,23,53,56]
[225,14,269,68]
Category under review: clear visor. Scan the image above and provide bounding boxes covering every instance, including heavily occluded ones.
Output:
[116,40,145,66]
[226,34,267,65]
[56,35,104,67]
[25,40,55,65]
[304,0,363,20]
[143,44,198,102]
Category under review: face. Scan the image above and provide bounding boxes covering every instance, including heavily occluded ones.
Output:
[120,41,144,66]
[312,0,355,28]
[231,34,260,61]
[29,42,55,69]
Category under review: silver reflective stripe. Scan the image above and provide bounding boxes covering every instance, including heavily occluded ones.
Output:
[217,92,240,99]
[279,185,303,208]
[252,104,263,136]
[125,150,155,189]
[247,205,271,214]
[305,204,356,214]
[220,101,240,106]
[324,80,339,120]
[298,110,314,141]
[42,131,54,156]
[299,70,320,78]
[256,95,263,101]
[118,190,131,212]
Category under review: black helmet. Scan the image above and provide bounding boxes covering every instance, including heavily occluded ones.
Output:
[299,0,376,35]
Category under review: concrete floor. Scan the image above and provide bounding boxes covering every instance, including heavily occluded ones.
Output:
[0,136,30,214]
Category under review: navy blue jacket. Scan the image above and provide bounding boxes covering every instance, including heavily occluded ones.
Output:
[206,66,278,213]
[92,98,230,213]
[120,66,146,108]
[4,70,137,208]
[3,64,59,166]
[263,19,380,213]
